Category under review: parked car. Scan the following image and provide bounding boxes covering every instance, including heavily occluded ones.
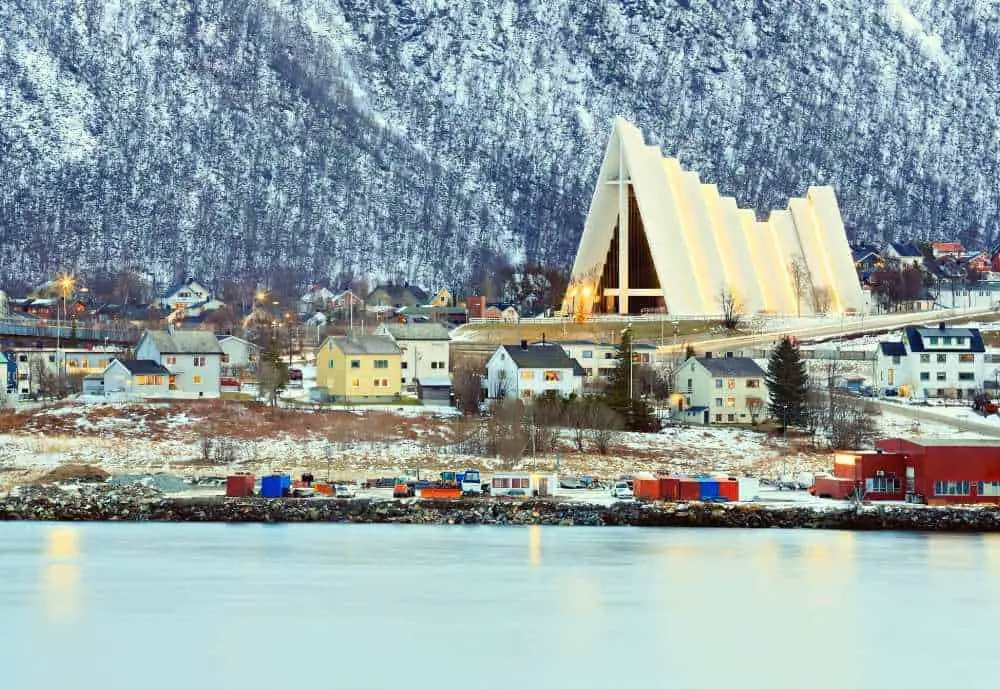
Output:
[611,481,634,500]
[334,484,356,499]
[560,477,583,489]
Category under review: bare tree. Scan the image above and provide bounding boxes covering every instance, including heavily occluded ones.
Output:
[635,364,671,400]
[452,356,486,415]
[587,402,622,455]
[718,286,744,331]
[827,395,878,449]
[524,396,563,454]
[564,397,591,452]
[491,369,512,400]
[788,256,811,318]
[485,400,529,465]
[811,286,833,315]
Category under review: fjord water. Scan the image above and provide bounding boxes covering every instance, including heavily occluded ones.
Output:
[2,524,998,689]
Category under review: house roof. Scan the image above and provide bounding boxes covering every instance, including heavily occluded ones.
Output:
[112,358,170,375]
[324,335,401,355]
[217,335,257,348]
[377,322,451,341]
[366,284,429,304]
[695,357,765,377]
[904,326,985,353]
[499,343,577,370]
[416,376,453,387]
[161,277,207,299]
[889,241,922,258]
[142,330,223,354]
[879,341,907,357]
[852,249,881,262]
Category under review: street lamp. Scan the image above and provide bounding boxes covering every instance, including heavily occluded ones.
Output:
[56,273,75,372]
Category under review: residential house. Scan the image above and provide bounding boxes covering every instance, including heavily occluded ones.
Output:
[875,324,986,400]
[990,245,1000,274]
[884,242,924,268]
[852,249,884,277]
[7,347,124,397]
[964,252,991,276]
[932,242,965,259]
[101,359,170,398]
[329,290,364,319]
[218,335,259,373]
[159,278,213,313]
[0,352,15,393]
[556,340,618,381]
[365,285,430,311]
[485,341,584,401]
[674,355,767,426]
[298,286,336,316]
[395,305,468,326]
[135,329,224,397]
[429,288,454,308]
[372,322,451,390]
[500,305,520,323]
[315,335,402,402]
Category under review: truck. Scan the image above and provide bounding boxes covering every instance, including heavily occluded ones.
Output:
[438,469,482,495]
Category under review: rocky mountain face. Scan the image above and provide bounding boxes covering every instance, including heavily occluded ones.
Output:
[2,0,998,290]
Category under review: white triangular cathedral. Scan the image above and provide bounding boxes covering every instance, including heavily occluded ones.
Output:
[562,118,865,317]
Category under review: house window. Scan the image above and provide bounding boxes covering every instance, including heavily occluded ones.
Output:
[543,370,561,382]
[520,370,534,380]
[937,354,947,364]
[714,398,723,408]
[934,481,970,496]
[725,398,736,408]
[193,375,202,384]
[193,356,205,367]
[48,355,55,363]
[686,379,692,392]
[978,481,1000,497]
[727,414,735,422]
[919,372,930,381]
[582,351,593,359]
[936,372,946,382]
[746,380,760,388]
[959,353,974,363]
[919,354,930,364]
[328,360,334,368]
[715,379,724,389]
[351,378,360,387]
[956,337,965,346]
[715,414,722,422]
[18,355,26,362]
[166,356,177,365]
[374,359,389,369]
[350,360,361,369]
[958,372,975,381]
[928,337,938,345]
[943,337,952,345]
[726,379,736,389]
[401,361,409,370]
[865,477,899,493]
[521,389,533,399]
[892,356,901,365]
[437,361,446,369]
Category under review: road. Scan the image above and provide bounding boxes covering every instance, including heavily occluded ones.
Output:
[871,399,1000,438]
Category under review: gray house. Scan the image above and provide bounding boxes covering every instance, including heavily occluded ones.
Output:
[101,359,170,398]
[135,329,223,398]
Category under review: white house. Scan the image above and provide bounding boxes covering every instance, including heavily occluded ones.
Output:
[555,340,617,382]
[485,342,583,401]
[373,322,451,390]
[135,329,223,397]
[884,241,924,268]
[8,347,124,397]
[674,355,767,425]
[159,278,213,313]
[875,325,986,400]
[298,286,336,315]
[101,359,170,398]
[218,335,259,372]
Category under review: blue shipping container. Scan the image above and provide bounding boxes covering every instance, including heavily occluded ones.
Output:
[698,480,720,501]
[260,475,289,498]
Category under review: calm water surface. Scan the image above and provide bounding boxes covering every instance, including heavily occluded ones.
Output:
[2,523,999,689]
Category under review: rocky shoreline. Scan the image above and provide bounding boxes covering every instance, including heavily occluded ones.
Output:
[4,484,1000,531]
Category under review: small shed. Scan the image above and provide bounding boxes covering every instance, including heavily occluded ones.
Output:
[82,375,104,396]
[416,375,452,406]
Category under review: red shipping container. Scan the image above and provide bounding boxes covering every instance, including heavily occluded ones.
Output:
[658,478,680,501]
[633,479,662,500]
[226,474,255,497]
[718,479,739,502]
[678,479,701,501]
[813,476,856,500]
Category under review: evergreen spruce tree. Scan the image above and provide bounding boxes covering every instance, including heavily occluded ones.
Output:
[765,337,809,431]
[604,327,659,432]
[259,338,290,407]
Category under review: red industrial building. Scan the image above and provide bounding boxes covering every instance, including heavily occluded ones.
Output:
[818,438,1000,505]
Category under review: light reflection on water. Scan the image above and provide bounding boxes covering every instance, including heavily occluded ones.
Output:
[1,524,998,689]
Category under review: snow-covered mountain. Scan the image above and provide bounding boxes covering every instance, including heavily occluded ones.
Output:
[2,0,998,288]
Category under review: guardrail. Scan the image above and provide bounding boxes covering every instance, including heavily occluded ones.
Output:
[0,318,139,343]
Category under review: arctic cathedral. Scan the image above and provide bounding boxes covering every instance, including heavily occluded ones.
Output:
[562,118,864,317]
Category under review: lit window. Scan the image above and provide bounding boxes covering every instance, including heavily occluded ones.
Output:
[520,370,534,380]
[521,389,533,398]
[725,398,736,408]
[746,380,760,388]
[726,379,735,389]
[351,378,360,387]
[543,370,561,382]
[959,353,974,363]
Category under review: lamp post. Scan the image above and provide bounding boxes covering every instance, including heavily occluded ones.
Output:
[56,274,74,378]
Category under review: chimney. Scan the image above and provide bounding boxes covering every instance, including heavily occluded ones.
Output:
[520,339,528,350]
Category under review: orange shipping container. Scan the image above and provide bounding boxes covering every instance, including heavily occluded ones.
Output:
[718,479,739,502]
[813,476,856,500]
[419,486,462,500]
[314,483,333,496]
[678,479,701,501]
[633,479,663,500]
[658,478,680,501]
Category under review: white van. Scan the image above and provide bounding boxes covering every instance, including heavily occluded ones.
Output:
[611,481,634,500]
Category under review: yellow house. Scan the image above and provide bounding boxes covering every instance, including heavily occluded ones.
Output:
[315,335,403,401]
[430,288,454,308]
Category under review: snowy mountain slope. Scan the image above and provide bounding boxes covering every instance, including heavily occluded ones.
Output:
[1,0,998,288]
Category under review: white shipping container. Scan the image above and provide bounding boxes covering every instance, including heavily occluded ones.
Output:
[737,477,760,502]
